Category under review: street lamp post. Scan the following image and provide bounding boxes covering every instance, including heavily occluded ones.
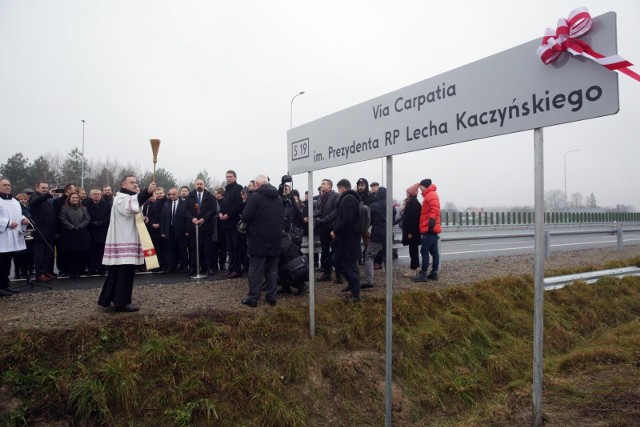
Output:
[564,149,579,208]
[81,120,86,189]
[290,91,305,129]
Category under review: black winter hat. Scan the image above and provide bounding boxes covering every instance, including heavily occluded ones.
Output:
[419,179,432,188]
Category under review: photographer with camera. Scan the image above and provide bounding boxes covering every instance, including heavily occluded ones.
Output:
[278,175,305,248]
[29,181,60,282]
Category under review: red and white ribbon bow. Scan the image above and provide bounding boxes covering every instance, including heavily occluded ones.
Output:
[537,7,640,82]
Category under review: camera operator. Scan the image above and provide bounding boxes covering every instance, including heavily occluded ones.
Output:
[278,175,305,247]
[29,182,59,282]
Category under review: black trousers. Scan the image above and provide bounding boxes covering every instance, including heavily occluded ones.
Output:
[225,228,243,273]
[0,252,13,290]
[98,264,136,307]
[33,240,54,275]
[165,227,189,272]
[319,230,333,274]
[189,230,214,272]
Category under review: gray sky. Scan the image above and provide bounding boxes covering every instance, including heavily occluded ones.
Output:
[1,0,638,209]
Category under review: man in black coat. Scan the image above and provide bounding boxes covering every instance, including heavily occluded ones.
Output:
[86,188,111,275]
[146,187,167,271]
[184,179,217,275]
[363,187,389,288]
[53,183,75,276]
[161,187,189,274]
[240,175,283,308]
[316,179,339,282]
[219,170,244,278]
[331,179,361,303]
[29,181,58,282]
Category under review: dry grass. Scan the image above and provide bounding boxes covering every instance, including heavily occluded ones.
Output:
[1,261,640,426]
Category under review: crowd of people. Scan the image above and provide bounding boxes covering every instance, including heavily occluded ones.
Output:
[0,172,442,309]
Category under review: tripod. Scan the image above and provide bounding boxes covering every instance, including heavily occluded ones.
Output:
[12,219,53,290]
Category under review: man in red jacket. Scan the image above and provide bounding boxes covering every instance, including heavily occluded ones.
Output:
[412,179,442,282]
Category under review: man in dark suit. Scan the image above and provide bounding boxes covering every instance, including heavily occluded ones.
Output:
[218,170,243,278]
[184,179,217,275]
[161,187,189,274]
[86,188,111,275]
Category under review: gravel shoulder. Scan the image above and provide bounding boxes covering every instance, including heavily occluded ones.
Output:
[1,246,639,333]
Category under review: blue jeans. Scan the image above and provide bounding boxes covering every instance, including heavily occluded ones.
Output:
[420,234,440,273]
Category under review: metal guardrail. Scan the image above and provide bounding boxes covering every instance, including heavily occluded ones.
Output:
[300,225,640,255]
[543,266,640,291]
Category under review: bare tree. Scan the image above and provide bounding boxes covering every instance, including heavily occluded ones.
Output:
[442,202,458,213]
[570,192,584,209]
[545,189,565,211]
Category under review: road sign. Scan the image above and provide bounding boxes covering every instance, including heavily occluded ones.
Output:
[287,12,619,174]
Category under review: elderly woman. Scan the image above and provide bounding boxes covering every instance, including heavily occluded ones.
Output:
[58,191,91,279]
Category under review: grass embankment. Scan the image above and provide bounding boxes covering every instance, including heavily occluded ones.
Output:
[1,258,640,426]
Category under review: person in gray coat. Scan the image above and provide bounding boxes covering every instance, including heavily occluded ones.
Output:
[58,192,91,279]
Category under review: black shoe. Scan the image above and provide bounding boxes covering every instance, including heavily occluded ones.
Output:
[335,274,343,285]
[343,295,360,303]
[266,298,276,306]
[241,297,257,308]
[0,289,13,297]
[361,283,374,289]
[317,273,332,282]
[186,270,196,276]
[412,271,429,282]
[13,274,21,279]
[427,271,439,281]
[296,284,308,296]
[207,269,216,276]
[341,286,351,292]
[6,288,21,294]
[278,286,292,294]
[114,304,140,313]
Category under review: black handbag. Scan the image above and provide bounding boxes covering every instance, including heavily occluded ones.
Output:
[283,255,309,282]
[288,226,304,247]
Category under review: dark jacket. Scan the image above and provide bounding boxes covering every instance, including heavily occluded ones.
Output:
[86,199,111,245]
[184,189,217,234]
[317,189,339,232]
[369,187,387,244]
[220,181,243,230]
[242,183,283,257]
[401,196,422,246]
[58,204,91,251]
[29,192,56,241]
[161,198,188,237]
[147,196,167,239]
[333,189,361,262]
[356,177,373,206]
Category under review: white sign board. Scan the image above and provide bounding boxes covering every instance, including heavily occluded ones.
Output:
[287,12,619,174]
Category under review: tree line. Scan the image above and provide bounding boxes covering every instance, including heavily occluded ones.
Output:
[1,151,635,213]
[0,150,221,193]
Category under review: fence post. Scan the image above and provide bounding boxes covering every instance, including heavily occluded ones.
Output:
[544,230,551,259]
[617,223,623,251]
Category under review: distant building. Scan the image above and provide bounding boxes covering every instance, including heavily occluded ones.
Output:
[463,207,485,214]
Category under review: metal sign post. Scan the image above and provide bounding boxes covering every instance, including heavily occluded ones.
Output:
[286,13,622,426]
[533,128,545,426]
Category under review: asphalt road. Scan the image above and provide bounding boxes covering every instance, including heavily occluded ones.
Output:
[8,226,640,294]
